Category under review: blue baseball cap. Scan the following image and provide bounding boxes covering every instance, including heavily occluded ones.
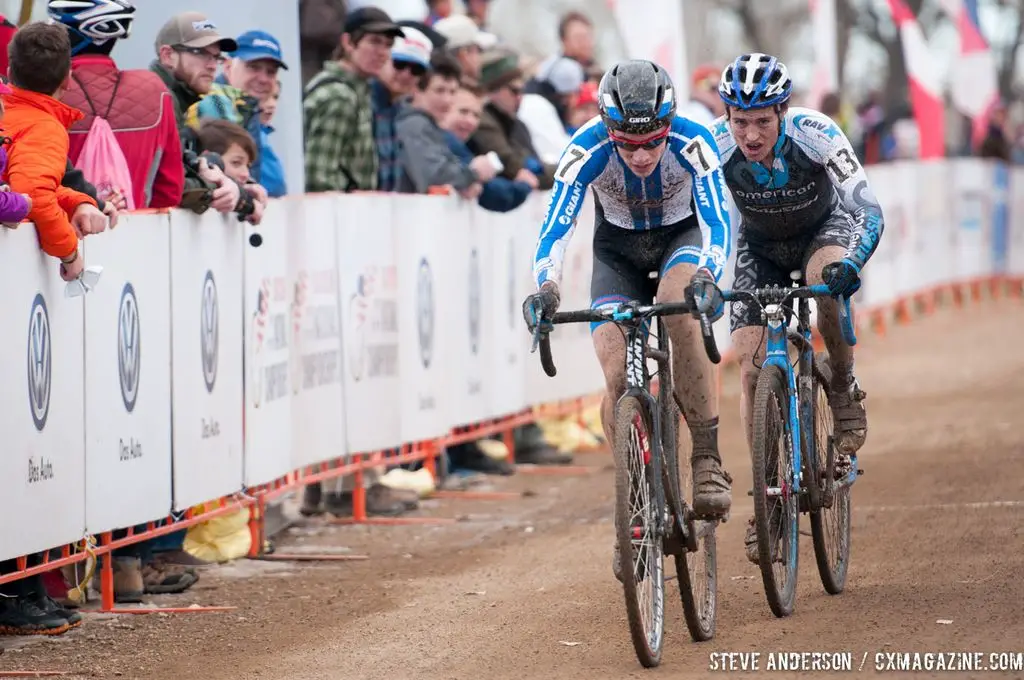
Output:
[230,29,288,69]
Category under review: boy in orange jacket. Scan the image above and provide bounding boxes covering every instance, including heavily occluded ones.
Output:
[3,21,106,281]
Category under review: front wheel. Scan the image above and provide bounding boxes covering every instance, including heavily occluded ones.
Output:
[656,350,717,643]
[809,354,852,595]
[613,395,665,668]
[750,365,799,618]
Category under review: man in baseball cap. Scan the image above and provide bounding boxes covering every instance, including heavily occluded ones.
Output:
[153,12,236,97]
[150,12,243,216]
[154,11,237,55]
[224,30,287,103]
[344,6,405,39]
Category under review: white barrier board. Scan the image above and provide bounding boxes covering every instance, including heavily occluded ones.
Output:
[169,211,245,510]
[487,209,528,417]
[953,159,990,281]
[0,227,85,559]
[448,202,492,426]
[395,196,457,441]
[290,196,347,469]
[243,200,294,486]
[84,216,173,533]
[338,194,401,453]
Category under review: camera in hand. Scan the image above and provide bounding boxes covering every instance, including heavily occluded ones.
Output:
[193,150,263,248]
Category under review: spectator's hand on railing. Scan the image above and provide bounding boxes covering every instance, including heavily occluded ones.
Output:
[469,155,498,183]
[71,202,108,236]
[0,184,30,228]
[102,200,120,229]
[59,249,84,282]
[515,168,540,190]
[458,183,483,201]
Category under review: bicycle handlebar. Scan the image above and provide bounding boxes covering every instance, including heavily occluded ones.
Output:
[530,299,720,376]
[721,283,858,347]
[528,285,855,377]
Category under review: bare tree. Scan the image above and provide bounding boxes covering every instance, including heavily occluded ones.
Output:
[704,0,810,57]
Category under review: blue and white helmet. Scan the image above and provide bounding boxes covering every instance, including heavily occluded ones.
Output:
[48,0,135,55]
[718,53,792,110]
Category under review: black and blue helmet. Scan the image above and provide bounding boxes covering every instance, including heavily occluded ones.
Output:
[718,53,792,110]
[598,59,677,136]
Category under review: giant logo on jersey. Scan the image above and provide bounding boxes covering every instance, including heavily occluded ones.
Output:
[558,183,584,226]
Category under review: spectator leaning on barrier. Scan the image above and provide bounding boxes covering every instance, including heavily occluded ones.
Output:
[195,28,291,190]
[432,14,496,88]
[518,54,584,165]
[372,25,432,192]
[52,0,184,210]
[469,49,556,191]
[395,49,498,195]
[443,84,530,212]
[3,22,105,283]
[258,78,287,197]
[197,119,269,218]
[303,6,404,194]
[150,11,242,216]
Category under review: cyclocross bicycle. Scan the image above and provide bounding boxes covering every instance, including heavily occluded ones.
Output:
[526,298,721,668]
[712,272,863,619]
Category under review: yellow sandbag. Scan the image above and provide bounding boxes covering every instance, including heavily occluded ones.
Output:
[535,416,572,450]
[581,403,606,442]
[183,508,252,563]
[379,467,436,498]
[476,438,510,461]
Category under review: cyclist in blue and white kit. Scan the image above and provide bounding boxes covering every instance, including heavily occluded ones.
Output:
[523,60,735,562]
[708,54,884,563]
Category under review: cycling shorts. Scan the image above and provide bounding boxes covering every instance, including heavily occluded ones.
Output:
[590,215,703,332]
[729,208,852,333]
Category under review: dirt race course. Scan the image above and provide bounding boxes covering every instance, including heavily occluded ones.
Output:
[4,298,1023,679]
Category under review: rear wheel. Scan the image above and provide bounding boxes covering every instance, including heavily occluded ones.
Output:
[809,354,852,595]
[613,395,665,668]
[750,365,799,618]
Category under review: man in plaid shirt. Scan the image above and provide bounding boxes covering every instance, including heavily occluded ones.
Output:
[303,6,405,192]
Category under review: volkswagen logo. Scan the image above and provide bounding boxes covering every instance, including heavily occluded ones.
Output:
[118,283,141,413]
[416,258,434,369]
[27,293,51,432]
[469,248,481,355]
[200,271,219,393]
[507,240,516,330]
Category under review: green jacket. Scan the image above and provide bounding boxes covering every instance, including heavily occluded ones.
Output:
[303,61,378,192]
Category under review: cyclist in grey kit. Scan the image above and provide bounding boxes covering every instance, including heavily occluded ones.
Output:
[707,53,885,563]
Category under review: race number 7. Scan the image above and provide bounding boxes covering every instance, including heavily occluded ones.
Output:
[556,144,591,184]
[682,137,718,178]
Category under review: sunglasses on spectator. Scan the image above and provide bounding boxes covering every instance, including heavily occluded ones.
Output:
[174,45,226,64]
[393,60,427,77]
[609,126,670,151]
